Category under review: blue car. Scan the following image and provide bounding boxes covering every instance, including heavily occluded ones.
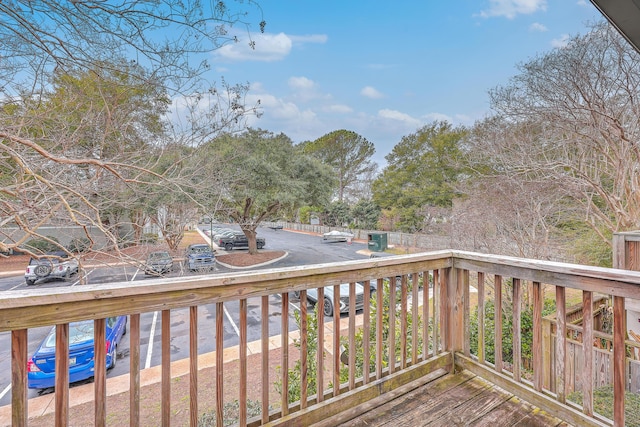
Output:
[27,316,127,389]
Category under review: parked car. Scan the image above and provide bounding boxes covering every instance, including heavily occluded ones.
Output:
[27,316,127,389]
[212,229,236,241]
[24,251,79,286]
[304,282,366,317]
[144,251,173,275]
[184,244,215,271]
[217,232,265,251]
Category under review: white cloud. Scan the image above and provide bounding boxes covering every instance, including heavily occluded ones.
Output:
[377,109,421,127]
[529,22,548,32]
[551,34,570,48]
[324,104,353,114]
[288,76,316,90]
[479,0,547,19]
[214,32,326,62]
[361,86,384,99]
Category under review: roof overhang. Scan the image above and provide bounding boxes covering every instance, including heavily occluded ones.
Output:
[590,0,640,52]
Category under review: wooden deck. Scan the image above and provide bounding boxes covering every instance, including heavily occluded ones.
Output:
[334,370,568,427]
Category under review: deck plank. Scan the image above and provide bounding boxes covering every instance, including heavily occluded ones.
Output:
[334,371,564,427]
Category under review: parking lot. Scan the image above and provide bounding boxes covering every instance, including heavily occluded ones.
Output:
[0,225,377,406]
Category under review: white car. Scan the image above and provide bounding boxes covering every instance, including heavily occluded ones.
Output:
[24,251,79,286]
[322,230,354,243]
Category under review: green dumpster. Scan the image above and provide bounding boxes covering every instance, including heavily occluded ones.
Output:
[368,232,388,252]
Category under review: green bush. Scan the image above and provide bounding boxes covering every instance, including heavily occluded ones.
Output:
[469,293,555,367]
[67,237,91,253]
[23,236,61,254]
[141,233,158,244]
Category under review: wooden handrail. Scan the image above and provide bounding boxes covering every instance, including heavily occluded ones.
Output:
[5,251,640,426]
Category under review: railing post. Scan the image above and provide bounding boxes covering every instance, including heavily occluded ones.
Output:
[444,267,464,355]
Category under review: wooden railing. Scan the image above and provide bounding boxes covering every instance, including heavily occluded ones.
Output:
[1,250,639,426]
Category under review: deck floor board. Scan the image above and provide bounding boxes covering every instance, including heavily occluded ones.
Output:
[336,371,566,427]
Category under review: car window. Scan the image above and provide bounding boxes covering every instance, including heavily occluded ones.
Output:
[188,245,210,254]
[43,320,94,348]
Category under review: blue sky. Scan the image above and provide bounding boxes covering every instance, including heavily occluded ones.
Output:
[205,1,603,165]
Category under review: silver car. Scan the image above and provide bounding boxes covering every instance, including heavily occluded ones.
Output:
[24,251,79,286]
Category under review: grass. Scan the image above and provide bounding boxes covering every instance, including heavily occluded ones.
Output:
[568,386,640,426]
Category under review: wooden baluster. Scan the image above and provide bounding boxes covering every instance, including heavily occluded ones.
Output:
[281,292,290,414]
[389,277,396,374]
[363,280,371,384]
[582,290,593,416]
[11,329,27,427]
[477,272,485,364]
[190,306,198,427]
[55,323,69,427]
[495,275,503,374]
[422,271,430,360]
[261,296,270,423]
[349,282,356,390]
[239,299,247,426]
[317,287,325,402]
[433,270,440,355]
[400,274,408,369]
[94,318,106,427]
[130,314,141,427]
[412,272,419,365]
[162,310,170,427]
[376,278,383,379]
[463,269,470,357]
[300,290,308,408]
[613,295,626,426]
[532,282,542,392]
[512,279,521,382]
[216,302,224,427]
[333,284,340,397]
[556,287,566,404]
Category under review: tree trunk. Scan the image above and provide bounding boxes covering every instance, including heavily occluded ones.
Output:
[243,227,258,255]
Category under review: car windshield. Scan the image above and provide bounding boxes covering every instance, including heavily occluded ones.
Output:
[188,245,210,254]
[148,252,171,261]
[29,257,60,265]
[43,320,94,349]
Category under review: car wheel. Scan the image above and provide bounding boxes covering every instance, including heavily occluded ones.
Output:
[293,290,300,299]
[26,279,35,286]
[323,297,334,317]
[225,243,233,251]
[257,242,264,249]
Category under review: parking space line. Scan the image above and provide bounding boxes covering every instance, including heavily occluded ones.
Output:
[144,311,158,369]
[0,384,10,401]
[223,305,240,336]
[289,302,301,313]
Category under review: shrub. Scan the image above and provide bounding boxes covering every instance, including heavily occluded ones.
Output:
[22,236,61,254]
[67,237,91,253]
[141,233,158,244]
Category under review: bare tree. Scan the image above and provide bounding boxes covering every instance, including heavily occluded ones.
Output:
[472,22,640,251]
[0,1,264,266]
